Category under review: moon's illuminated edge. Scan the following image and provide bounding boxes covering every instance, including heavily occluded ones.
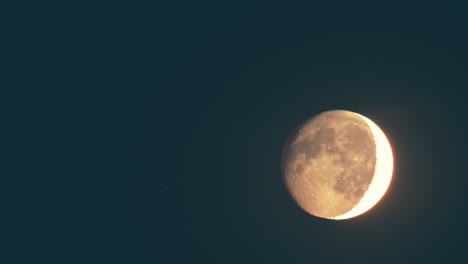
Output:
[333,113,394,220]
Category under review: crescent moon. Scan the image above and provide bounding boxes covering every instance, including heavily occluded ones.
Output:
[282,110,394,220]
[334,113,393,220]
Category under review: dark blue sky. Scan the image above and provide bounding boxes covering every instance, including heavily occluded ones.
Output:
[5,2,468,263]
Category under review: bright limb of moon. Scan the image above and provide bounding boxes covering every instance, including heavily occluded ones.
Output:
[334,113,394,220]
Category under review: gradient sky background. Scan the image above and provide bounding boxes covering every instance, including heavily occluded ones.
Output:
[6,2,468,263]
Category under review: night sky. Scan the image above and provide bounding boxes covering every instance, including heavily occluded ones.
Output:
[6,2,468,263]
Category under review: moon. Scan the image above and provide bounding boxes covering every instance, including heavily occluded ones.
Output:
[281,110,393,220]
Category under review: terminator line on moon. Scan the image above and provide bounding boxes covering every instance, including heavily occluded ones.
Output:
[282,110,393,220]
